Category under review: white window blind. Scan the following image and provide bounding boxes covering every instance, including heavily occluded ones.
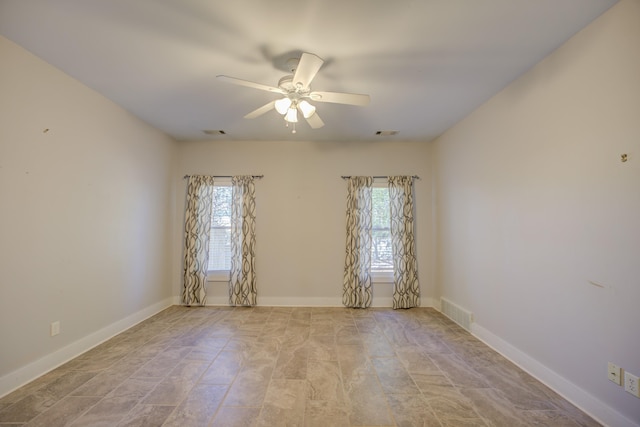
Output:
[371,184,393,274]
[207,184,232,272]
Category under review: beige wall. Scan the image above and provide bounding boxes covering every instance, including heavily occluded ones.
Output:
[174,139,435,307]
[433,0,640,424]
[0,36,177,393]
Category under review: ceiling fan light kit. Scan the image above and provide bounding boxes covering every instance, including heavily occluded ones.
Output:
[274,97,292,115]
[284,107,298,123]
[298,100,316,118]
[217,52,370,134]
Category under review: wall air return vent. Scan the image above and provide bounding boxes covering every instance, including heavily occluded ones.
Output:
[441,298,474,331]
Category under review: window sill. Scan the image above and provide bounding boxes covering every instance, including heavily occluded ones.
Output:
[207,271,230,282]
[371,272,394,284]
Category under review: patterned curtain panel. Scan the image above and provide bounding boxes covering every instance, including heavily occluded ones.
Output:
[343,176,374,308]
[182,175,215,306]
[229,175,257,306]
[389,176,420,309]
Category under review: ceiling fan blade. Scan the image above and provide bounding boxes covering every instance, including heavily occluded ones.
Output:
[244,101,276,119]
[310,91,370,106]
[293,53,324,89]
[217,75,284,94]
[305,112,325,129]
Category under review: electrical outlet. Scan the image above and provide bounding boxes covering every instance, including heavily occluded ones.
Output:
[624,371,640,398]
[608,362,622,385]
[50,321,60,337]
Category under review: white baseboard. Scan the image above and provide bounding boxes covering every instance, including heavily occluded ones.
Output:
[471,323,639,427]
[203,296,342,307]
[423,297,439,309]
[0,297,175,399]
[203,296,439,308]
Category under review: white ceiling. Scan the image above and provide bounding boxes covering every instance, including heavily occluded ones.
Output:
[0,0,618,142]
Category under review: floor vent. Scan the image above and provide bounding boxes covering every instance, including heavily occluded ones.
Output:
[441,298,474,331]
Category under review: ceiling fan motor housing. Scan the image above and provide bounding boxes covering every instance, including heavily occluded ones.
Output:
[278,75,310,100]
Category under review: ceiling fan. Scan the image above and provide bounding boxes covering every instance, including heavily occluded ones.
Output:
[217,52,370,133]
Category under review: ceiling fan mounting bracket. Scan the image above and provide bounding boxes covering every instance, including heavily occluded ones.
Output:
[285,57,300,73]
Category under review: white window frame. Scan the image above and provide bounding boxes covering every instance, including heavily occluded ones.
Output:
[371,179,394,283]
[207,178,232,282]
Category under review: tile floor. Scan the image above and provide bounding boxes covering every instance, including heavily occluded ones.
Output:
[0,306,601,426]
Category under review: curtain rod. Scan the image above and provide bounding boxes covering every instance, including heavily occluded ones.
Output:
[341,175,420,180]
[183,174,264,179]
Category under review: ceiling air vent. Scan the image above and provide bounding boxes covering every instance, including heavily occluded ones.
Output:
[203,130,226,135]
[375,130,399,136]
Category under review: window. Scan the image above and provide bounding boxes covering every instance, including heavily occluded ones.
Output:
[371,181,393,281]
[207,182,232,280]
